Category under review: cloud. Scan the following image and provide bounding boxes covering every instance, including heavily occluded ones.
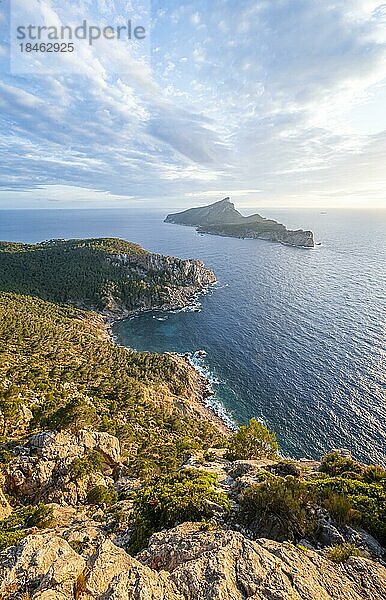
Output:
[0,0,386,207]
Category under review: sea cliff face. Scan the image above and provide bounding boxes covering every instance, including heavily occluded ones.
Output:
[0,238,216,321]
[106,252,216,319]
[198,223,315,248]
[166,198,315,248]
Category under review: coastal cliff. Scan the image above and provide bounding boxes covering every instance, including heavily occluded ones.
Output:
[165,197,315,248]
[0,238,216,320]
[1,238,385,599]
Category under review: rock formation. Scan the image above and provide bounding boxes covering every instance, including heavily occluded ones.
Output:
[5,430,122,506]
[1,523,385,599]
[165,198,315,248]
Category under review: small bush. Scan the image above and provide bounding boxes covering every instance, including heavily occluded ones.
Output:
[320,452,363,478]
[129,469,231,553]
[322,493,357,527]
[324,543,360,563]
[42,397,99,432]
[225,418,278,461]
[239,476,316,542]
[0,529,26,551]
[363,465,386,484]
[87,485,118,507]
[0,503,53,551]
[69,450,104,480]
[312,476,386,546]
[25,503,54,529]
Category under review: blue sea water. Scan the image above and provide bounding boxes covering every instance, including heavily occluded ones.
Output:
[0,207,385,464]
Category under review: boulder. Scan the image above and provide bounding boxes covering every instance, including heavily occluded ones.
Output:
[5,430,121,505]
[0,533,85,598]
[1,524,386,599]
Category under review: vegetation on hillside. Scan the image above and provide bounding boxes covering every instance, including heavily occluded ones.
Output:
[0,238,203,313]
[0,292,224,478]
[0,239,384,563]
[225,418,278,461]
[130,469,231,552]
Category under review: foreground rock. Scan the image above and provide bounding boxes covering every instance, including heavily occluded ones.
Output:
[1,523,385,599]
[5,430,121,506]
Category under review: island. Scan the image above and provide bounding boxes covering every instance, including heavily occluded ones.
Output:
[1,237,385,600]
[165,197,315,248]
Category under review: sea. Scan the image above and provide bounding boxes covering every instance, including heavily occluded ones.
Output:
[0,207,385,465]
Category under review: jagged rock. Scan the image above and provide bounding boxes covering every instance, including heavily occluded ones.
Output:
[5,430,121,505]
[0,533,85,598]
[28,430,121,464]
[102,253,216,319]
[317,521,346,547]
[344,527,385,560]
[140,523,386,599]
[227,459,276,479]
[0,475,12,520]
[269,460,302,477]
[1,524,386,599]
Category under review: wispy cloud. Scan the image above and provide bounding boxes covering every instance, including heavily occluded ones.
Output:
[0,0,386,208]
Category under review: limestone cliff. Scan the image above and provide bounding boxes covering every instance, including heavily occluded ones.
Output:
[0,238,216,321]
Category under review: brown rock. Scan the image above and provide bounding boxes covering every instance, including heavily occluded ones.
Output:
[5,430,121,505]
[1,524,385,599]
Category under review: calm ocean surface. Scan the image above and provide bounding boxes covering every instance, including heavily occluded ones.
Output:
[0,208,385,464]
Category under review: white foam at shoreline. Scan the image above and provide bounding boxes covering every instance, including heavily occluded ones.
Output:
[186,351,237,431]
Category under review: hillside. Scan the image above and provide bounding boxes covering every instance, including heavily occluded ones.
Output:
[0,293,224,473]
[0,237,216,319]
[165,198,315,247]
[0,238,385,599]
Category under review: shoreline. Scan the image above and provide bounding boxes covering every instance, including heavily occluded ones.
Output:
[96,283,235,437]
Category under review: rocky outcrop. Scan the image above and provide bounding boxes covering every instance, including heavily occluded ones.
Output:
[0,475,12,520]
[102,253,216,320]
[1,524,385,599]
[5,430,121,506]
[166,198,315,248]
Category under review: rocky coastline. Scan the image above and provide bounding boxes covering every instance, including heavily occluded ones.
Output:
[165,197,315,248]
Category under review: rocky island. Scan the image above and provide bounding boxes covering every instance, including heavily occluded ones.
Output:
[1,238,385,599]
[165,197,315,248]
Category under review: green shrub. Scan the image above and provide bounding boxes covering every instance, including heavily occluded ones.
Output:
[225,418,278,461]
[239,476,316,542]
[25,503,54,529]
[129,469,231,553]
[43,397,98,432]
[0,529,26,551]
[320,452,363,478]
[87,485,118,507]
[324,543,361,563]
[363,465,386,484]
[0,503,54,551]
[69,450,104,480]
[311,476,386,545]
[322,493,357,527]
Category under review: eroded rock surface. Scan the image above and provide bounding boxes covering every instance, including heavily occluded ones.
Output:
[1,524,385,599]
[5,430,121,506]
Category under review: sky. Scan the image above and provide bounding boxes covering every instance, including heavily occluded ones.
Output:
[1,0,386,209]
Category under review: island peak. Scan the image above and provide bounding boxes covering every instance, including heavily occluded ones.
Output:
[165,198,315,248]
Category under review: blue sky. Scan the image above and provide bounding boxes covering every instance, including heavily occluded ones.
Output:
[1,0,386,209]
